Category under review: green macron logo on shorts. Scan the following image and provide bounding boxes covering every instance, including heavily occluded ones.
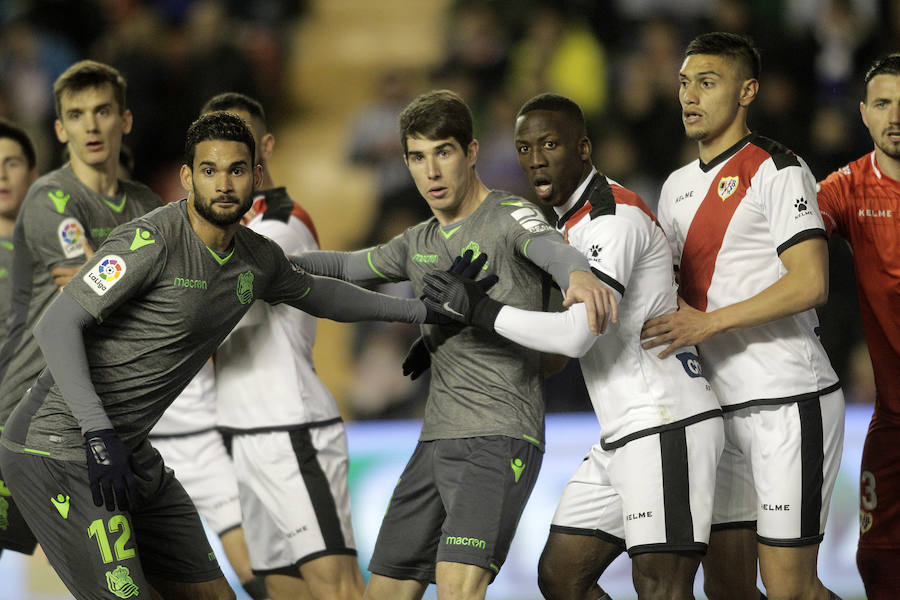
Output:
[510,458,525,483]
[445,536,486,549]
[106,565,140,598]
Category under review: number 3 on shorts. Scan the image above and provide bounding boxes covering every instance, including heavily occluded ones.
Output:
[88,515,136,563]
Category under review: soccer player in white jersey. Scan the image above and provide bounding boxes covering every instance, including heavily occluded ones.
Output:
[202,92,362,600]
[641,32,844,600]
[423,93,724,600]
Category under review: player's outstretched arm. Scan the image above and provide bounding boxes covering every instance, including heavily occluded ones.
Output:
[421,251,598,357]
[288,274,432,323]
[523,236,618,334]
[641,236,828,358]
[291,249,386,286]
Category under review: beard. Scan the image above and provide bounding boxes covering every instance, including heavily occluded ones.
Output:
[875,135,900,161]
[193,190,252,226]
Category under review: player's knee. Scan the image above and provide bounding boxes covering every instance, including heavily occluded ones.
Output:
[537,552,584,599]
[758,569,818,600]
[632,557,692,600]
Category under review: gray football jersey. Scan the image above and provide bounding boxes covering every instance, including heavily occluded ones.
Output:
[0,236,12,341]
[3,200,312,460]
[369,191,560,447]
[0,165,162,424]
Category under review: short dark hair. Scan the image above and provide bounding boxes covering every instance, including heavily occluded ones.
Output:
[864,53,900,88]
[200,92,266,125]
[399,90,473,154]
[685,32,761,81]
[53,60,127,118]
[0,119,36,169]
[516,93,588,137]
[184,112,255,167]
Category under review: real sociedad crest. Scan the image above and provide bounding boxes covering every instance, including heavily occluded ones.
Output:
[717,176,739,201]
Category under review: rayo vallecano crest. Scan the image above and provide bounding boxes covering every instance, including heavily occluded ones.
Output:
[717,176,739,201]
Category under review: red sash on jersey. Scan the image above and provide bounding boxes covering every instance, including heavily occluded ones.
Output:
[680,144,770,311]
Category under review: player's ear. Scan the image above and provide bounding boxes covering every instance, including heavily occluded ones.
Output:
[579,136,592,161]
[121,109,133,135]
[859,101,869,129]
[54,119,68,144]
[260,133,275,163]
[738,78,758,107]
[180,164,193,193]
[467,139,479,167]
[253,164,263,189]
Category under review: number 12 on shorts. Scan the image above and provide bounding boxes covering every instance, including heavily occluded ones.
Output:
[88,515,136,563]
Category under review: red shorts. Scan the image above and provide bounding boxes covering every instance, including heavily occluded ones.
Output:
[858,411,900,550]
[857,410,900,598]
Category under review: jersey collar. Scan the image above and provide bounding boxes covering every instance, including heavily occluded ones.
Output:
[554,167,598,228]
[698,132,754,173]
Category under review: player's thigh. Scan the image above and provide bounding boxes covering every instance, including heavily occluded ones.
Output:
[368,440,445,583]
[750,391,844,546]
[608,417,723,557]
[757,542,820,595]
[632,551,701,595]
[435,560,491,600]
[299,553,364,593]
[436,436,543,578]
[130,463,226,585]
[539,529,623,591]
[0,447,153,599]
[151,431,242,535]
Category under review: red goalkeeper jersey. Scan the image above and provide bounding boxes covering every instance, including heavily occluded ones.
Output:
[817,151,900,415]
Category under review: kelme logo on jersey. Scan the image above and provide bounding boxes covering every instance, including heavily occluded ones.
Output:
[717,176,739,201]
[84,255,127,296]
[48,189,70,213]
[106,565,140,598]
[675,351,704,378]
[57,218,86,258]
[236,271,254,304]
[793,197,813,219]
[510,205,554,234]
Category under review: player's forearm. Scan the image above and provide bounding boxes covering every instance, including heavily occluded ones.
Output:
[495,303,597,357]
[523,236,591,290]
[704,240,828,335]
[291,274,425,323]
[291,250,380,284]
[33,291,113,433]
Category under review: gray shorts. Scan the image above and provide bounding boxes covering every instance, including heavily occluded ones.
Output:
[368,436,542,583]
[0,443,223,599]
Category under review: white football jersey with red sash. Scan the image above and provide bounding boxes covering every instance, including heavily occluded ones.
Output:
[657,133,839,409]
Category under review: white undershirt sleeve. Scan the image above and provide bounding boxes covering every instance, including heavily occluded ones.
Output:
[493,302,598,358]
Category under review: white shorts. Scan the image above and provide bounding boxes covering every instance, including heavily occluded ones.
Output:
[230,420,356,575]
[150,429,242,535]
[551,416,724,556]
[712,388,845,546]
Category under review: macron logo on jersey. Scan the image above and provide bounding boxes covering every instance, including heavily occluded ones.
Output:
[84,255,126,296]
[57,218,86,258]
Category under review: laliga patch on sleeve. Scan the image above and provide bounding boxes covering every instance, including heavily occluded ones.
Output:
[510,206,554,234]
[83,255,127,296]
[57,218,86,258]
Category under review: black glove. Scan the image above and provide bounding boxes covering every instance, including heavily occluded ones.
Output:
[402,336,431,380]
[421,250,502,330]
[421,249,498,325]
[84,429,152,511]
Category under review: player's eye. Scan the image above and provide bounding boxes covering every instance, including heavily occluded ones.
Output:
[203,168,214,176]
[517,145,529,154]
[232,167,245,176]
[544,141,556,150]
